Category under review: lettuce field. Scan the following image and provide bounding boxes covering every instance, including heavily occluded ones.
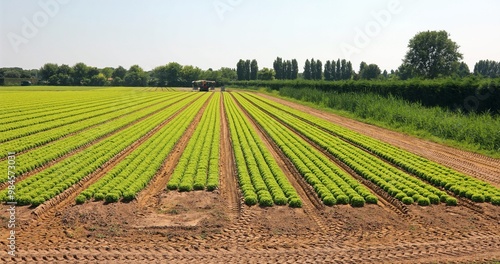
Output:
[0,87,499,263]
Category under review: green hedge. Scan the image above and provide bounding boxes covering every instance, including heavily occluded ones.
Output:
[230,78,500,113]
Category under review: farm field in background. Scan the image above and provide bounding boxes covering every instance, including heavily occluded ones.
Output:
[0,86,499,263]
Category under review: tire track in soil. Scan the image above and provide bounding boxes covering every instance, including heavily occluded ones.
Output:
[239,93,410,219]
[229,92,332,239]
[208,93,262,248]
[6,234,500,263]
[29,93,205,222]
[136,93,214,208]
[219,92,241,220]
[0,94,197,192]
[256,93,500,187]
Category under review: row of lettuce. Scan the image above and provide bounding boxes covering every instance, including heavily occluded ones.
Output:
[166,94,221,192]
[224,93,302,207]
[0,93,191,182]
[2,90,498,208]
[234,93,378,207]
[76,93,211,203]
[0,92,164,145]
[0,93,202,205]
[239,93,500,206]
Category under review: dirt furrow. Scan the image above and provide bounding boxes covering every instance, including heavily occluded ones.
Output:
[219,92,241,220]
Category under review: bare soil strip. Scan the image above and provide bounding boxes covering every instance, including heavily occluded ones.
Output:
[257,93,500,187]
[218,92,241,219]
[5,233,499,263]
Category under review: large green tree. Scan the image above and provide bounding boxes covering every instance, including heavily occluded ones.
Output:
[72,62,89,85]
[250,59,258,80]
[310,59,316,80]
[218,67,237,85]
[273,57,283,80]
[100,67,114,78]
[124,65,148,86]
[291,59,298,79]
[324,61,331,81]
[180,65,202,84]
[257,68,275,80]
[303,59,311,80]
[315,59,322,80]
[152,65,168,86]
[165,62,183,86]
[402,30,463,78]
[236,59,245,80]
[335,59,341,80]
[244,60,251,80]
[39,63,59,81]
[112,66,127,80]
[456,62,470,78]
[474,60,500,78]
[360,63,381,80]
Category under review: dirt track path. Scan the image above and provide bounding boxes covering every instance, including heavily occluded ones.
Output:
[219,92,241,220]
[4,233,499,263]
[257,93,500,187]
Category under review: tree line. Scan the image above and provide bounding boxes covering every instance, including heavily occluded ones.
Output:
[32,62,237,86]
[3,30,500,86]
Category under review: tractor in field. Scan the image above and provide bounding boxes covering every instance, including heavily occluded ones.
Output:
[192,80,215,91]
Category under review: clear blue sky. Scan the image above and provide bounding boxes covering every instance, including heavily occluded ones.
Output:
[1,0,499,73]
